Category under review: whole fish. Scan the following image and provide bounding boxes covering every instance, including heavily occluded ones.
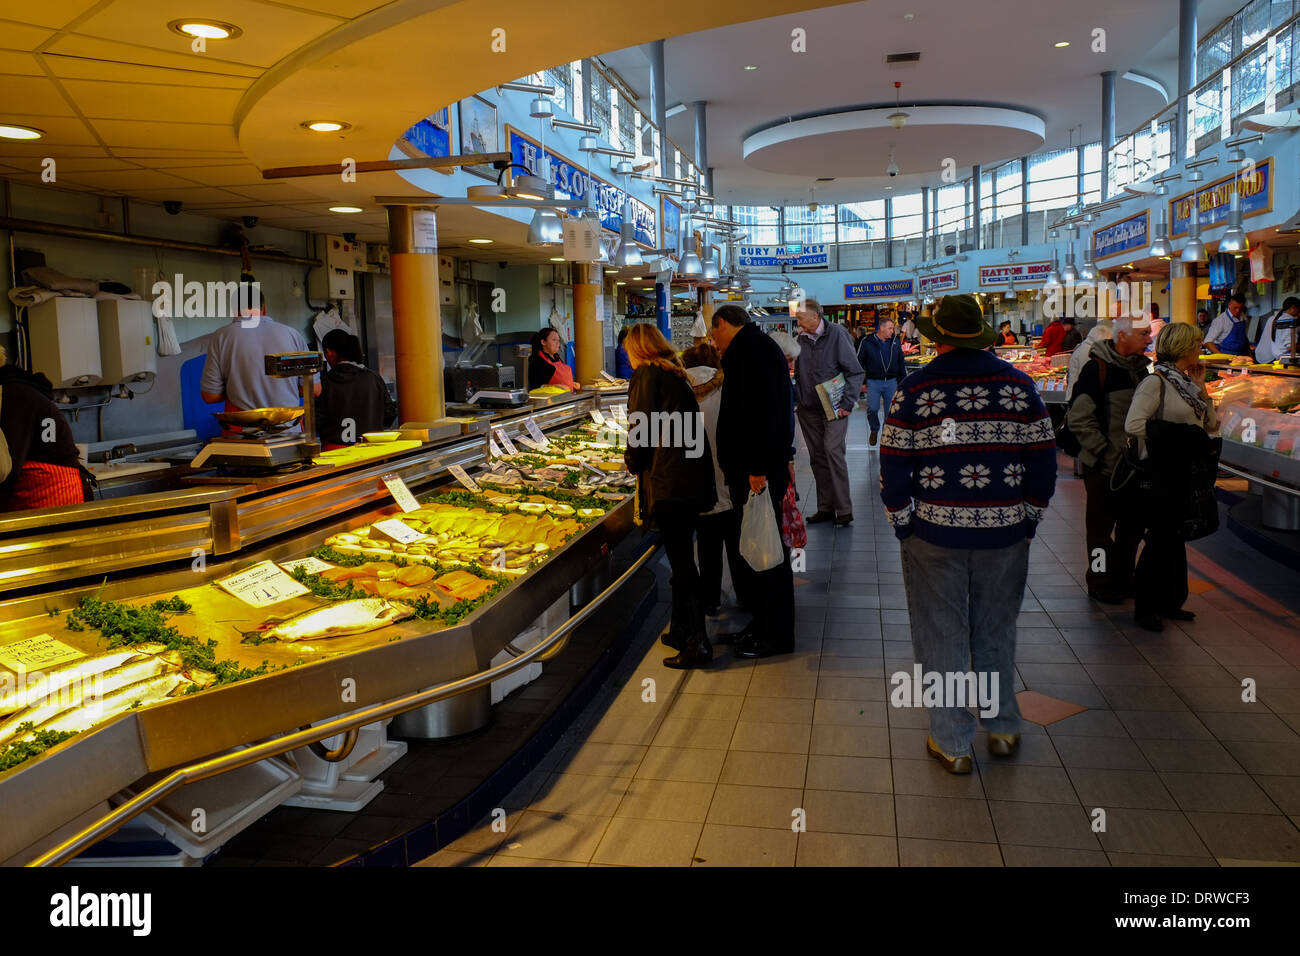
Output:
[242,598,414,643]
[0,651,141,715]
[33,673,193,738]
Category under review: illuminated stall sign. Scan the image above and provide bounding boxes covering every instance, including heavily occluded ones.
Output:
[918,270,959,294]
[979,261,1052,286]
[1092,211,1149,260]
[506,127,656,247]
[1170,157,1273,238]
[662,197,681,252]
[845,279,914,300]
[738,244,829,267]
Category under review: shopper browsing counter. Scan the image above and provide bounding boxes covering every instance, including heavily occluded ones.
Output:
[317,330,396,450]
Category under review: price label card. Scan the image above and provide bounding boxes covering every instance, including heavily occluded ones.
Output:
[495,429,518,455]
[489,438,503,458]
[381,473,420,513]
[599,370,617,382]
[611,404,628,422]
[581,459,606,475]
[216,561,310,608]
[0,635,85,674]
[1264,429,1282,451]
[371,518,428,545]
[589,408,606,425]
[279,557,335,575]
[524,417,550,447]
[448,463,482,492]
[516,435,547,451]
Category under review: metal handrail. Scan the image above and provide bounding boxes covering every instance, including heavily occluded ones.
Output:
[1218,460,1300,497]
[29,541,661,867]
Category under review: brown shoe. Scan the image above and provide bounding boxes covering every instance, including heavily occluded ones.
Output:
[926,736,972,774]
[806,511,834,524]
[987,732,1021,756]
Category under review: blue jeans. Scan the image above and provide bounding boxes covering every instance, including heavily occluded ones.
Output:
[898,534,1028,756]
[864,378,898,434]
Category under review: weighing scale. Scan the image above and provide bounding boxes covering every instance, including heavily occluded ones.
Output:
[190,351,324,472]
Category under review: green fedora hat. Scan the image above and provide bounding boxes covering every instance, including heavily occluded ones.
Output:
[916,293,997,349]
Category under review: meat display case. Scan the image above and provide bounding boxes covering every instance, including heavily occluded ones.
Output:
[0,390,638,865]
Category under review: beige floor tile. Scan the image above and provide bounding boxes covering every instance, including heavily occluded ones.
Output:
[977,763,1079,805]
[805,754,893,793]
[740,696,816,724]
[802,789,896,837]
[693,823,798,866]
[1183,811,1300,862]
[591,817,703,866]
[680,667,753,696]
[899,837,1004,866]
[495,811,609,863]
[445,810,518,853]
[614,778,716,823]
[729,720,813,754]
[818,676,890,700]
[412,849,490,867]
[895,794,997,842]
[529,772,631,817]
[667,692,745,721]
[1094,807,1212,857]
[987,800,1101,850]
[813,698,889,726]
[487,856,588,866]
[652,716,737,750]
[583,710,665,746]
[719,750,808,788]
[748,673,820,699]
[635,746,728,784]
[552,742,648,778]
[890,757,986,799]
[705,783,803,830]
[809,723,892,758]
[1106,851,1219,867]
[1000,844,1110,866]
[796,831,898,866]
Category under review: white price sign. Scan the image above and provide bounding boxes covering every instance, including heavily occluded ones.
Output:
[489,438,503,458]
[279,557,335,575]
[381,473,420,513]
[0,635,85,673]
[599,369,617,382]
[589,408,606,425]
[494,429,517,455]
[611,404,628,422]
[216,561,310,608]
[524,417,550,447]
[516,435,547,451]
[448,464,482,492]
[371,518,428,545]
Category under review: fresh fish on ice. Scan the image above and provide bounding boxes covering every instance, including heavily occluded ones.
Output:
[242,598,414,643]
[0,650,140,715]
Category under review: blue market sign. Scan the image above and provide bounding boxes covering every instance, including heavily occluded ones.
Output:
[400,108,451,165]
[738,244,829,267]
[1170,157,1274,238]
[507,127,656,247]
[845,279,913,300]
[1092,210,1149,260]
[662,197,681,253]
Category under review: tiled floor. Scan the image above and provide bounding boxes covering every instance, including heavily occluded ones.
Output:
[415,415,1300,867]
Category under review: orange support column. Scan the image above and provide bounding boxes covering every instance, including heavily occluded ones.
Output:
[387,204,444,421]
[1170,261,1197,324]
[572,263,602,385]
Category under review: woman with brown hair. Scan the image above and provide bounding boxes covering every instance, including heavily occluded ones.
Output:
[624,324,717,668]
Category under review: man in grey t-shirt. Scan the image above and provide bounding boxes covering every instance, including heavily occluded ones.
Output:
[200,284,321,426]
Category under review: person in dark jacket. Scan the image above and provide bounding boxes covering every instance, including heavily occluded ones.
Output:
[318,330,396,449]
[1059,316,1083,353]
[711,304,796,658]
[857,315,905,446]
[0,346,85,511]
[615,327,634,379]
[624,324,717,668]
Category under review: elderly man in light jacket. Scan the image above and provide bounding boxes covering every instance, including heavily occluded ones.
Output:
[1066,320,1113,399]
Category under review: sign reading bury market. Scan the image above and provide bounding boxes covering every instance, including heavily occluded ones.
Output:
[507,127,656,247]
[1170,157,1274,238]
[1092,211,1149,260]
[738,245,829,267]
[845,279,914,300]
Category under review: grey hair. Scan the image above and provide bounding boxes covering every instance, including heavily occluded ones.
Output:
[803,298,824,319]
[769,330,802,361]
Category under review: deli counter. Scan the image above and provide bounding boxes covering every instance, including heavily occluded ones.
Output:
[0,387,636,865]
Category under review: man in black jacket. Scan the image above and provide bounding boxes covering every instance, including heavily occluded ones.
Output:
[318,330,396,448]
[711,304,796,658]
[856,315,904,446]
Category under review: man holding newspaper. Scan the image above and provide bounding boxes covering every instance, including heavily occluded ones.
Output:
[794,299,866,526]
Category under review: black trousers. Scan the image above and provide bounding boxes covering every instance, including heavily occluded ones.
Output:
[728,473,794,649]
[654,502,705,640]
[1134,523,1189,617]
[697,507,744,612]
[1083,464,1145,594]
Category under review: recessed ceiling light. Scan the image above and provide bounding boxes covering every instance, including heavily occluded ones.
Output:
[604,269,617,274]
[468,238,493,244]
[903,12,915,20]
[550,256,566,262]
[616,281,627,285]
[0,124,43,140]
[1054,41,1070,48]
[744,65,758,71]
[329,206,363,214]
[885,185,893,190]
[302,121,351,133]
[168,19,242,40]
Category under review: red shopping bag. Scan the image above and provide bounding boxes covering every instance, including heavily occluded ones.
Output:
[781,482,806,549]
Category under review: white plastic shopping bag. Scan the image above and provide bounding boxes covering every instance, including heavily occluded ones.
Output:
[739,487,784,572]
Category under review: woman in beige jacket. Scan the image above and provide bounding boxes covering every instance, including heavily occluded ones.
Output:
[1125,323,1219,631]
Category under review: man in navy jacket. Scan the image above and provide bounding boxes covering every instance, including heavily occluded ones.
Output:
[857,315,905,447]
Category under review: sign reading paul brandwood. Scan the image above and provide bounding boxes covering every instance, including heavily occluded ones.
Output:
[506,127,656,247]
[918,270,958,294]
[1170,157,1273,238]
[978,261,1051,286]
[1092,210,1149,261]
[845,278,913,300]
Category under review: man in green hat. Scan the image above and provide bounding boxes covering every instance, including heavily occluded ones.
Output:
[879,294,1058,773]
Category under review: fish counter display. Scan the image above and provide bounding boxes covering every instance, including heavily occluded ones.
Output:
[0,414,641,864]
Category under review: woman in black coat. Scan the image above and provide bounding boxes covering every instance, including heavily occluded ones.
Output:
[623,324,717,668]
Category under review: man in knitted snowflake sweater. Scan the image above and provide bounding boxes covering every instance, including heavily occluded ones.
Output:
[880,294,1058,773]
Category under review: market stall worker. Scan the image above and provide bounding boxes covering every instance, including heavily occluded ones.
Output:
[1255,297,1300,364]
[1196,308,1212,333]
[200,282,321,428]
[1059,316,1083,353]
[528,327,581,391]
[998,321,1018,346]
[1039,314,1069,356]
[317,329,395,450]
[0,345,85,511]
[1203,293,1252,356]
